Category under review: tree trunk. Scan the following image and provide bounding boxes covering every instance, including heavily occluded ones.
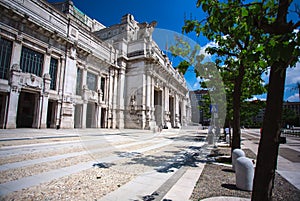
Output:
[231,66,245,153]
[252,61,286,200]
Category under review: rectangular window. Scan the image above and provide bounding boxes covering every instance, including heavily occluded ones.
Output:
[49,58,58,90]
[76,68,82,95]
[20,46,44,76]
[87,72,97,91]
[0,37,13,79]
[101,77,105,101]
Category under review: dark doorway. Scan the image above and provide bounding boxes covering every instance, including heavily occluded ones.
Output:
[169,96,174,127]
[74,104,82,128]
[47,101,56,128]
[0,93,7,128]
[17,92,37,128]
[86,103,95,128]
[154,90,162,127]
[101,108,106,128]
[179,101,182,125]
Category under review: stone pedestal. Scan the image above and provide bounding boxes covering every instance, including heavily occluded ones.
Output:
[232,149,245,171]
[235,156,254,191]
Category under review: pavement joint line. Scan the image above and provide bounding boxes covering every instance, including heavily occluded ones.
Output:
[103,141,209,201]
[0,140,84,150]
[0,138,175,196]
[0,138,170,171]
[152,166,189,201]
[0,135,80,142]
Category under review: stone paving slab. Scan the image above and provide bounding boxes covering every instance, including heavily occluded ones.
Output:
[277,170,300,190]
[279,147,300,162]
[98,169,176,201]
[163,165,205,201]
[202,197,250,201]
[0,161,93,196]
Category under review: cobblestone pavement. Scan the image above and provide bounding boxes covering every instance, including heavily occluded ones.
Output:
[0,127,207,200]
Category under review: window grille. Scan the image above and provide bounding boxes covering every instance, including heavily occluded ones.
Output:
[87,72,97,91]
[20,47,44,76]
[49,58,58,90]
[0,38,12,79]
[76,68,82,95]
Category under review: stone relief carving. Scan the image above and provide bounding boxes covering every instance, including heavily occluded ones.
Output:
[138,21,157,41]
[43,73,51,94]
[19,74,43,89]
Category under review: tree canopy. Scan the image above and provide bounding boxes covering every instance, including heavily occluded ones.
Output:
[179,0,299,200]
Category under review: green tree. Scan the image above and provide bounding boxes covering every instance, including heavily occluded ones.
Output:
[240,100,266,128]
[183,0,268,154]
[282,108,298,126]
[248,1,299,200]
[169,36,227,129]
[181,0,299,200]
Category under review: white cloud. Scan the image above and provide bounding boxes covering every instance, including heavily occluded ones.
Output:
[192,82,200,90]
[285,62,300,85]
[199,41,218,60]
[247,95,267,102]
[287,94,300,102]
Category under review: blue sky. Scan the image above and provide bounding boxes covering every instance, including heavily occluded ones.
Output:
[48,0,299,102]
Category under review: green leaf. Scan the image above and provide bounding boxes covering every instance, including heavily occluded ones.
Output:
[241,8,249,17]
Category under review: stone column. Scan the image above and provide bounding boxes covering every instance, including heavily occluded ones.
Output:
[39,49,52,128]
[175,94,181,128]
[164,86,171,128]
[112,69,118,129]
[43,49,51,75]
[6,39,23,128]
[33,94,42,128]
[56,100,62,129]
[96,103,101,128]
[39,74,51,128]
[151,75,155,121]
[145,70,152,129]
[107,68,114,128]
[81,67,87,128]
[96,75,102,128]
[60,46,77,128]
[118,66,126,129]
[181,98,187,127]
[82,100,87,129]
[56,55,65,129]
[10,39,22,68]
[6,65,21,128]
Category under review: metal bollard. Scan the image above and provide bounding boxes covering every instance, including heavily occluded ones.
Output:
[232,149,245,171]
[235,156,254,191]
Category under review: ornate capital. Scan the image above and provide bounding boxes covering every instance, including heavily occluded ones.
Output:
[10,64,21,72]
[43,73,51,80]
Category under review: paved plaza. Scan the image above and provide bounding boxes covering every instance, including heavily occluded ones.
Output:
[0,127,209,200]
[0,128,299,200]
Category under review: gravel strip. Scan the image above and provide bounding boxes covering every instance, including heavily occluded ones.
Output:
[2,166,134,200]
[190,146,300,201]
[0,154,95,184]
[0,137,80,148]
[0,146,85,165]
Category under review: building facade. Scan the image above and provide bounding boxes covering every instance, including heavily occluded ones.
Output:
[0,0,190,129]
[189,89,209,125]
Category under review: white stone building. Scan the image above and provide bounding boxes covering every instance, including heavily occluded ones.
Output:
[0,0,190,130]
